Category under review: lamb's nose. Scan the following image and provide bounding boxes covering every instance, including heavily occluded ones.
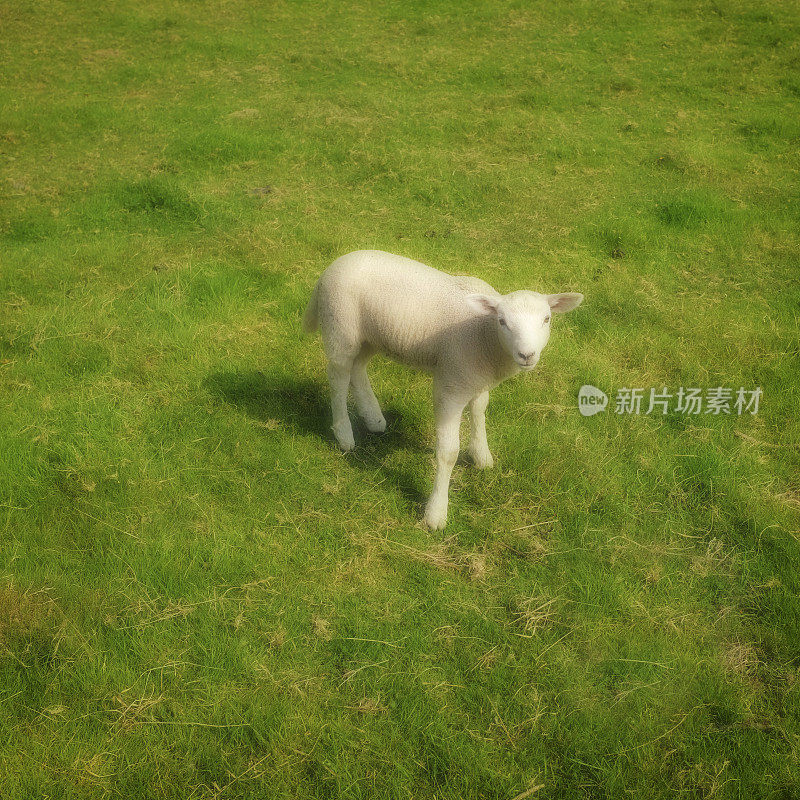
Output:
[517,351,536,364]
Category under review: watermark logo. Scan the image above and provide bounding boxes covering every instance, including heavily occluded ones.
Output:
[578,384,609,416]
[578,386,761,416]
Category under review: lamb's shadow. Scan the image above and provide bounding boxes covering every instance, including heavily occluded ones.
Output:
[207,370,430,509]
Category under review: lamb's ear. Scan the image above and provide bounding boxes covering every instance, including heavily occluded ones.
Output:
[547,292,584,314]
[466,294,500,316]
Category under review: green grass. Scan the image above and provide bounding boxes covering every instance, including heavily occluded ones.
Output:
[2,0,800,796]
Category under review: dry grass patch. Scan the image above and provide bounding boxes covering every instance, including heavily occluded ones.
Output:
[365,532,492,581]
[112,692,165,730]
[508,595,560,638]
[350,696,388,715]
[691,538,733,578]
[776,488,800,510]
[75,752,117,789]
[269,626,287,648]
[402,534,465,572]
[0,580,57,647]
[311,614,333,641]
[722,640,759,680]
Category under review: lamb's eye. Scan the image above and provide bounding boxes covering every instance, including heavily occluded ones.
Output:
[499,318,508,328]
[543,316,551,325]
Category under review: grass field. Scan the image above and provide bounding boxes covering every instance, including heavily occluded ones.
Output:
[2,0,800,797]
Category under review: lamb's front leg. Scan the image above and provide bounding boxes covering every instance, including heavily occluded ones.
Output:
[468,390,493,469]
[424,391,467,530]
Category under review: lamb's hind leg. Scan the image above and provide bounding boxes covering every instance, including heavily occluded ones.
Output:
[327,358,355,451]
[350,347,386,433]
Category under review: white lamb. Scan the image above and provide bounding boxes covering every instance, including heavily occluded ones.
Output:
[302,250,583,529]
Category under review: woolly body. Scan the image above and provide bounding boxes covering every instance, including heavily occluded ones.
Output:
[305,251,523,392]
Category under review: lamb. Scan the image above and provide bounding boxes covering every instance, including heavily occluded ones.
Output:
[302,250,583,529]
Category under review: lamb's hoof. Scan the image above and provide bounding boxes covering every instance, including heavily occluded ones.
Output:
[470,449,494,470]
[332,423,355,452]
[365,416,387,434]
[423,503,448,530]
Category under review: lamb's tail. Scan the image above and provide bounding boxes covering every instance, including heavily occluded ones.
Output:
[301,282,319,333]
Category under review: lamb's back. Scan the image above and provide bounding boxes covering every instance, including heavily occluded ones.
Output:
[327,251,478,368]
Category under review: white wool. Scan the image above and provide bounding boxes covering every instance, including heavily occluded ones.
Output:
[303,250,583,529]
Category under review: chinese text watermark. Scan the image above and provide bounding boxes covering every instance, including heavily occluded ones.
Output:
[578,385,761,417]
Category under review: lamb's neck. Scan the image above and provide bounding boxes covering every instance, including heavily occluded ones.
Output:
[480,318,520,383]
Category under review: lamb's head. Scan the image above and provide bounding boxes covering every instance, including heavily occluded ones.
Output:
[467,290,583,370]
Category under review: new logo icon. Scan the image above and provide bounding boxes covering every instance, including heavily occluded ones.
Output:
[578,384,608,416]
